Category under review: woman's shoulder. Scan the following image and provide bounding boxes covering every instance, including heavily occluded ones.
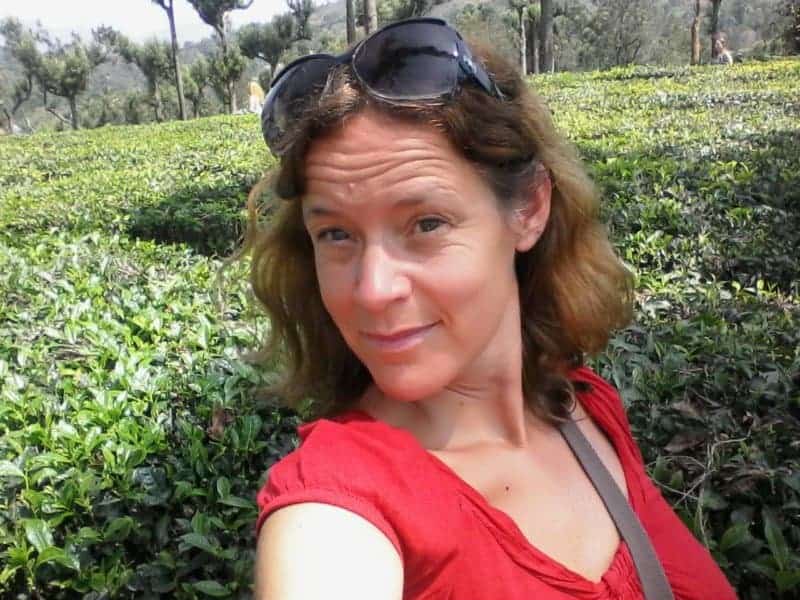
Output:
[262,410,411,493]
[567,364,649,470]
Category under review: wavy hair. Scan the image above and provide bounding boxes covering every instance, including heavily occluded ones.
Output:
[225,37,635,425]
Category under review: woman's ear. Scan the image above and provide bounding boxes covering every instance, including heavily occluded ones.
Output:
[513,165,552,253]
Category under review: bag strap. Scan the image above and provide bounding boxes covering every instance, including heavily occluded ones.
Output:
[557,419,675,600]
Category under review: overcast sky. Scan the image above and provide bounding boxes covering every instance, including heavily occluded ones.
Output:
[1,0,291,44]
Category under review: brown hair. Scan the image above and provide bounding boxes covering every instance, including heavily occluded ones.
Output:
[224,38,635,425]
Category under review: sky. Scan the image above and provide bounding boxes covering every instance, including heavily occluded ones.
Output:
[1,0,291,44]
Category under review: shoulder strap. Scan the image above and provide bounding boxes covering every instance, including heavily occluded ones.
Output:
[557,419,675,600]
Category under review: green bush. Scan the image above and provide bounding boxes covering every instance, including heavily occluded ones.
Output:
[0,60,798,598]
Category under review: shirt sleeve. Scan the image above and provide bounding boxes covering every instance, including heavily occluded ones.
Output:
[254,422,404,562]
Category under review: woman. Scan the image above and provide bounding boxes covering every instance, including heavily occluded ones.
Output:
[243,18,737,600]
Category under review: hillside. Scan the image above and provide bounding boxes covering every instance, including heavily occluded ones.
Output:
[1,58,798,598]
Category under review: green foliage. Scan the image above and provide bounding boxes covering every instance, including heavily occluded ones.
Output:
[533,59,800,597]
[0,58,798,598]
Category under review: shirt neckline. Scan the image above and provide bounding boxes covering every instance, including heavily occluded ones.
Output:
[333,405,640,592]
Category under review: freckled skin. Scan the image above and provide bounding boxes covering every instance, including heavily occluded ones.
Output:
[303,106,548,431]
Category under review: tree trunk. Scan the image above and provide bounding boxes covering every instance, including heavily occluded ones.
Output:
[365,0,378,35]
[346,0,356,44]
[690,0,701,65]
[220,33,236,114]
[2,106,13,132]
[539,0,554,73]
[525,14,539,75]
[165,1,187,120]
[529,16,539,75]
[68,96,79,130]
[710,0,723,59]
[153,80,164,122]
[518,7,527,77]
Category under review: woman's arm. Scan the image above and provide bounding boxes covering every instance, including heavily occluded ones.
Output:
[255,502,404,600]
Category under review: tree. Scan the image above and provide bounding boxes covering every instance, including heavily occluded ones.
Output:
[709,0,723,59]
[208,44,246,112]
[151,0,187,120]
[525,2,541,74]
[186,0,254,112]
[364,0,378,34]
[782,0,800,54]
[691,0,702,64]
[585,0,649,68]
[539,0,554,73]
[508,0,529,76]
[0,18,44,131]
[287,0,314,41]
[183,58,211,118]
[237,14,295,77]
[346,0,356,44]
[36,27,115,130]
[113,35,173,122]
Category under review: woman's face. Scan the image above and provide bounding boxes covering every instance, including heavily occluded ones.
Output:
[302,107,548,402]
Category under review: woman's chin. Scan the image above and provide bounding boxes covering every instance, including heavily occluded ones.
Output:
[368,365,451,403]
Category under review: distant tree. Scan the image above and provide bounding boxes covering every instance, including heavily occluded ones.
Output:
[709,0,724,59]
[526,2,541,74]
[208,43,246,112]
[508,0,529,76]
[150,0,187,120]
[364,0,378,34]
[113,35,173,122]
[0,18,44,131]
[385,0,445,19]
[186,0,254,112]
[539,0,555,72]
[346,0,356,44]
[183,58,211,118]
[36,27,116,130]
[237,14,295,77]
[287,0,314,40]
[782,0,800,54]
[586,0,649,67]
[691,0,702,64]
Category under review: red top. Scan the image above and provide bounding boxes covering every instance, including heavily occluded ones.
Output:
[255,366,738,599]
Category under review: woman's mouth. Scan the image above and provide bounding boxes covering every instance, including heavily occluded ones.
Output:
[361,322,438,353]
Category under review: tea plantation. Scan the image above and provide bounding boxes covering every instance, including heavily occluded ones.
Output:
[1,59,798,599]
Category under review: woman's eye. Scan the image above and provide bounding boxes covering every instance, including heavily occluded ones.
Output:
[317,228,350,242]
[416,217,446,234]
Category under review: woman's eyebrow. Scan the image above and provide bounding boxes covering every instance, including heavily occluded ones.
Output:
[303,191,452,220]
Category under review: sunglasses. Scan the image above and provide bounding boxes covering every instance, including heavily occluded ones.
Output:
[261,17,506,156]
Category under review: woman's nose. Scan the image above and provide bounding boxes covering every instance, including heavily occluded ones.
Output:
[353,243,411,312]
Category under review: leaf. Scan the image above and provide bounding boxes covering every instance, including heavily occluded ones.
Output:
[216,476,231,499]
[719,522,750,552]
[35,546,80,571]
[193,580,230,597]
[219,495,254,509]
[104,516,134,542]
[22,519,54,554]
[775,570,800,593]
[763,507,789,572]
[0,460,24,478]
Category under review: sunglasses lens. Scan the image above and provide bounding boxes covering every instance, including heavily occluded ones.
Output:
[262,56,336,153]
[355,21,459,99]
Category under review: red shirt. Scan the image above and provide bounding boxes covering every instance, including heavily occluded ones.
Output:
[255,366,738,599]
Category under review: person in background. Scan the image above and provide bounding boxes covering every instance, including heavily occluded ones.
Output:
[242,17,739,600]
[714,35,734,65]
[249,77,265,114]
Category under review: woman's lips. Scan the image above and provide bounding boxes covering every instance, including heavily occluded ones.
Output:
[361,322,437,352]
